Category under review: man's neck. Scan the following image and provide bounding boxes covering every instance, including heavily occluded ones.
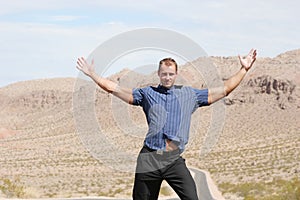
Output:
[159,84,175,90]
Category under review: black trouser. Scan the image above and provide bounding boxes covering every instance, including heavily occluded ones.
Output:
[133,146,198,200]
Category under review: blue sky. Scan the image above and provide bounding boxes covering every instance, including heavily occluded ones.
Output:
[0,0,299,87]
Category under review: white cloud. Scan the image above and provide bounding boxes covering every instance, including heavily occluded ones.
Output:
[0,19,136,86]
[0,0,69,15]
[0,0,299,87]
[49,15,87,22]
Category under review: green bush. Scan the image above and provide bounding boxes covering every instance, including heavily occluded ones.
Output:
[219,177,300,200]
[0,177,25,198]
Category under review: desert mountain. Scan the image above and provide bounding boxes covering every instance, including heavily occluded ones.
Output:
[0,49,299,198]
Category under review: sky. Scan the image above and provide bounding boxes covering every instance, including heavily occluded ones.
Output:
[0,0,299,87]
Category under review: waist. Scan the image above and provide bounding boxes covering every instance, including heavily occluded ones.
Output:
[142,145,180,156]
[165,139,179,151]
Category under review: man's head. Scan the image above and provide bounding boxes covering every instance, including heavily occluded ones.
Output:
[158,58,178,89]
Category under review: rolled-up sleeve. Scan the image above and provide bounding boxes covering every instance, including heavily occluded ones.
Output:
[193,88,209,107]
[132,88,144,106]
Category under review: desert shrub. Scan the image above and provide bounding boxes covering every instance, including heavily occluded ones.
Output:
[219,177,300,200]
[0,177,25,198]
[159,185,173,196]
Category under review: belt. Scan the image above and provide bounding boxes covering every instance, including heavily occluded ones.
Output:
[143,145,180,156]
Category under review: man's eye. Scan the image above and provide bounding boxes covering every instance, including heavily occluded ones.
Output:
[161,73,174,76]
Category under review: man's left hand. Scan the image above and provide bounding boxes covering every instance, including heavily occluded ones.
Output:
[238,49,257,71]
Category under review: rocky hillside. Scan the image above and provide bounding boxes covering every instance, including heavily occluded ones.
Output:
[224,75,297,109]
[0,49,299,198]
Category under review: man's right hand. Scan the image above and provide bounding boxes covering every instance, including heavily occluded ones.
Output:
[76,57,95,77]
[76,57,134,104]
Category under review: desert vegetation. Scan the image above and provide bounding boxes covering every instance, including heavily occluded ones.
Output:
[0,50,299,198]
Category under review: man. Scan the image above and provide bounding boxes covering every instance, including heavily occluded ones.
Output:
[76,49,257,199]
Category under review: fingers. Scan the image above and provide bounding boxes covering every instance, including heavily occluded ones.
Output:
[253,49,257,58]
[238,54,242,62]
[77,57,85,66]
[76,57,96,77]
[249,48,254,54]
[76,61,82,71]
[249,48,256,55]
[248,49,257,59]
[76,57,87,71]
[249,49,257,67]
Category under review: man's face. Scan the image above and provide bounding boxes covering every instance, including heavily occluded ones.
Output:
[158,63,177,88]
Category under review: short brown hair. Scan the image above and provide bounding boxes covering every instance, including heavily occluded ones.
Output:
[159,58,178,72]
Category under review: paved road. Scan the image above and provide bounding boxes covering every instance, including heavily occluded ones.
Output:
[190,168,225,200]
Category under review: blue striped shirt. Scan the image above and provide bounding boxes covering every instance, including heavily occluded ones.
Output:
[132,85,209,152]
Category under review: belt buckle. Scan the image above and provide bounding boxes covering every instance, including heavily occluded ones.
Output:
[156,150,164,155]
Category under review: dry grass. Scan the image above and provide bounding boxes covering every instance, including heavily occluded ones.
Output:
[0,49,299,198]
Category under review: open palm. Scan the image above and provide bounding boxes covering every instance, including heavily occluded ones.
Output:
[76,57,95,76]
[239,49,257,71]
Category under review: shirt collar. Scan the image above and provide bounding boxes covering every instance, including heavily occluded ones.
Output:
[158,84,175,93]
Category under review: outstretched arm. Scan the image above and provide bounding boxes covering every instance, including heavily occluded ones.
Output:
[208,49,257,104]
[76,57,134,104]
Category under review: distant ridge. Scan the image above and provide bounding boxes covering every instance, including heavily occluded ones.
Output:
[0,49,299,199]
